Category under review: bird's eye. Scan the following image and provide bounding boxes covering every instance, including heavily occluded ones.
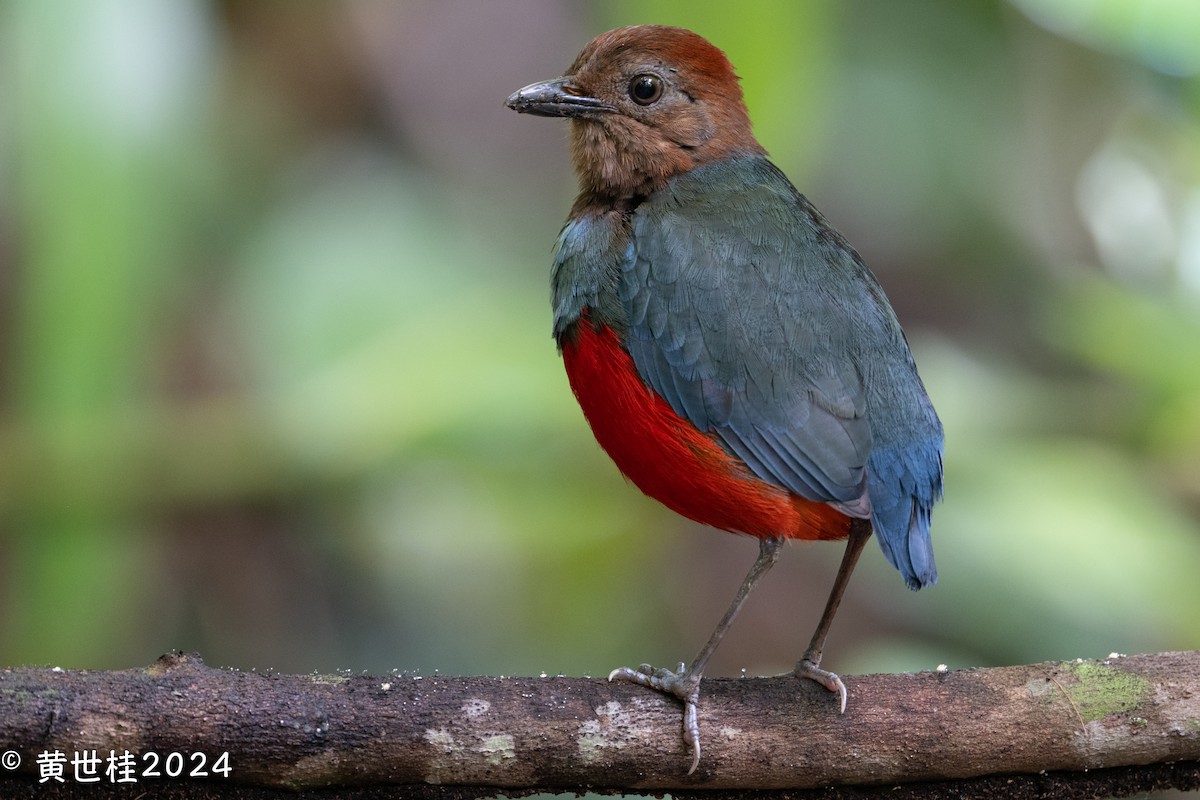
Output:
[628,74,663,106]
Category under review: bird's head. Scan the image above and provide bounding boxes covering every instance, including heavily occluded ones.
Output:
[507,25,764,201]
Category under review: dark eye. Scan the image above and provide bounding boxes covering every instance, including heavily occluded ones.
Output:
[629,74,663,105]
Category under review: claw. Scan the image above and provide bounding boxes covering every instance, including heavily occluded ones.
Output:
[795,657,848,713]
[607,665,647,683]
[681,685,701,774]
[609,663,703,773]
[609,663,690,692]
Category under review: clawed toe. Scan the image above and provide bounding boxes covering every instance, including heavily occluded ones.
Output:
[609,662,689,691]
[609,663,703,773]
[794,657,848,713]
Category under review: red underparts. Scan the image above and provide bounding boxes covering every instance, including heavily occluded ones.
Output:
[561,319,851,542]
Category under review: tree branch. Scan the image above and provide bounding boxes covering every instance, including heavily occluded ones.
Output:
[1,651,1198,798]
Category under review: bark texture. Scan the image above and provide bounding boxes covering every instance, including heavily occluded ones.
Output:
[0,651,1197,797]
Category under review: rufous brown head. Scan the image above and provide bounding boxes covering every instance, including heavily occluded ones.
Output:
[507,25,765,200]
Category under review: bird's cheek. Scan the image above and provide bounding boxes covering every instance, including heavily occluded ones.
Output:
[668,109,715,149]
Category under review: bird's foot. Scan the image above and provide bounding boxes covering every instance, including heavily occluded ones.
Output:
[609,662,702,774]
[794,657,847,713]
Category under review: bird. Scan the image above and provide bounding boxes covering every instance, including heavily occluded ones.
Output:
[506,24,943,773]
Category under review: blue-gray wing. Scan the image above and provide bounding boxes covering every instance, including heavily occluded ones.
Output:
[622,157,943,589]
[622,158,875,513]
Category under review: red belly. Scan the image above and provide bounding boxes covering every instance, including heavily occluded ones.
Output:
[561,320,851,541]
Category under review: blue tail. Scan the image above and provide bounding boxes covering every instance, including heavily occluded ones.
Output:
[867,440,943,590]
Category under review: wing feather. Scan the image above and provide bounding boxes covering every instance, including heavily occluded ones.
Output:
[611,156,943,588]
[624,159,873,509]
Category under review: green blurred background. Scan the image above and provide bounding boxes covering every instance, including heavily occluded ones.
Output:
[2,0,1199,691]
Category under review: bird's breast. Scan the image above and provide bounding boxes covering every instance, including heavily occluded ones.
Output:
[560,315,851,542]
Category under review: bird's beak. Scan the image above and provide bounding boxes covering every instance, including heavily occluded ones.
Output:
[505,77,615,118]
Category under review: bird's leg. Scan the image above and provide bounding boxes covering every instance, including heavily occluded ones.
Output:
[609,535,783,773]
[793,518,872,711]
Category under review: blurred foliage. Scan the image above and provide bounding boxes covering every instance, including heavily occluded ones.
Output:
[1,0,1198,731]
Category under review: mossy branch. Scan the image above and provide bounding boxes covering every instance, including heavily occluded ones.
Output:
[0,651,1198,799]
